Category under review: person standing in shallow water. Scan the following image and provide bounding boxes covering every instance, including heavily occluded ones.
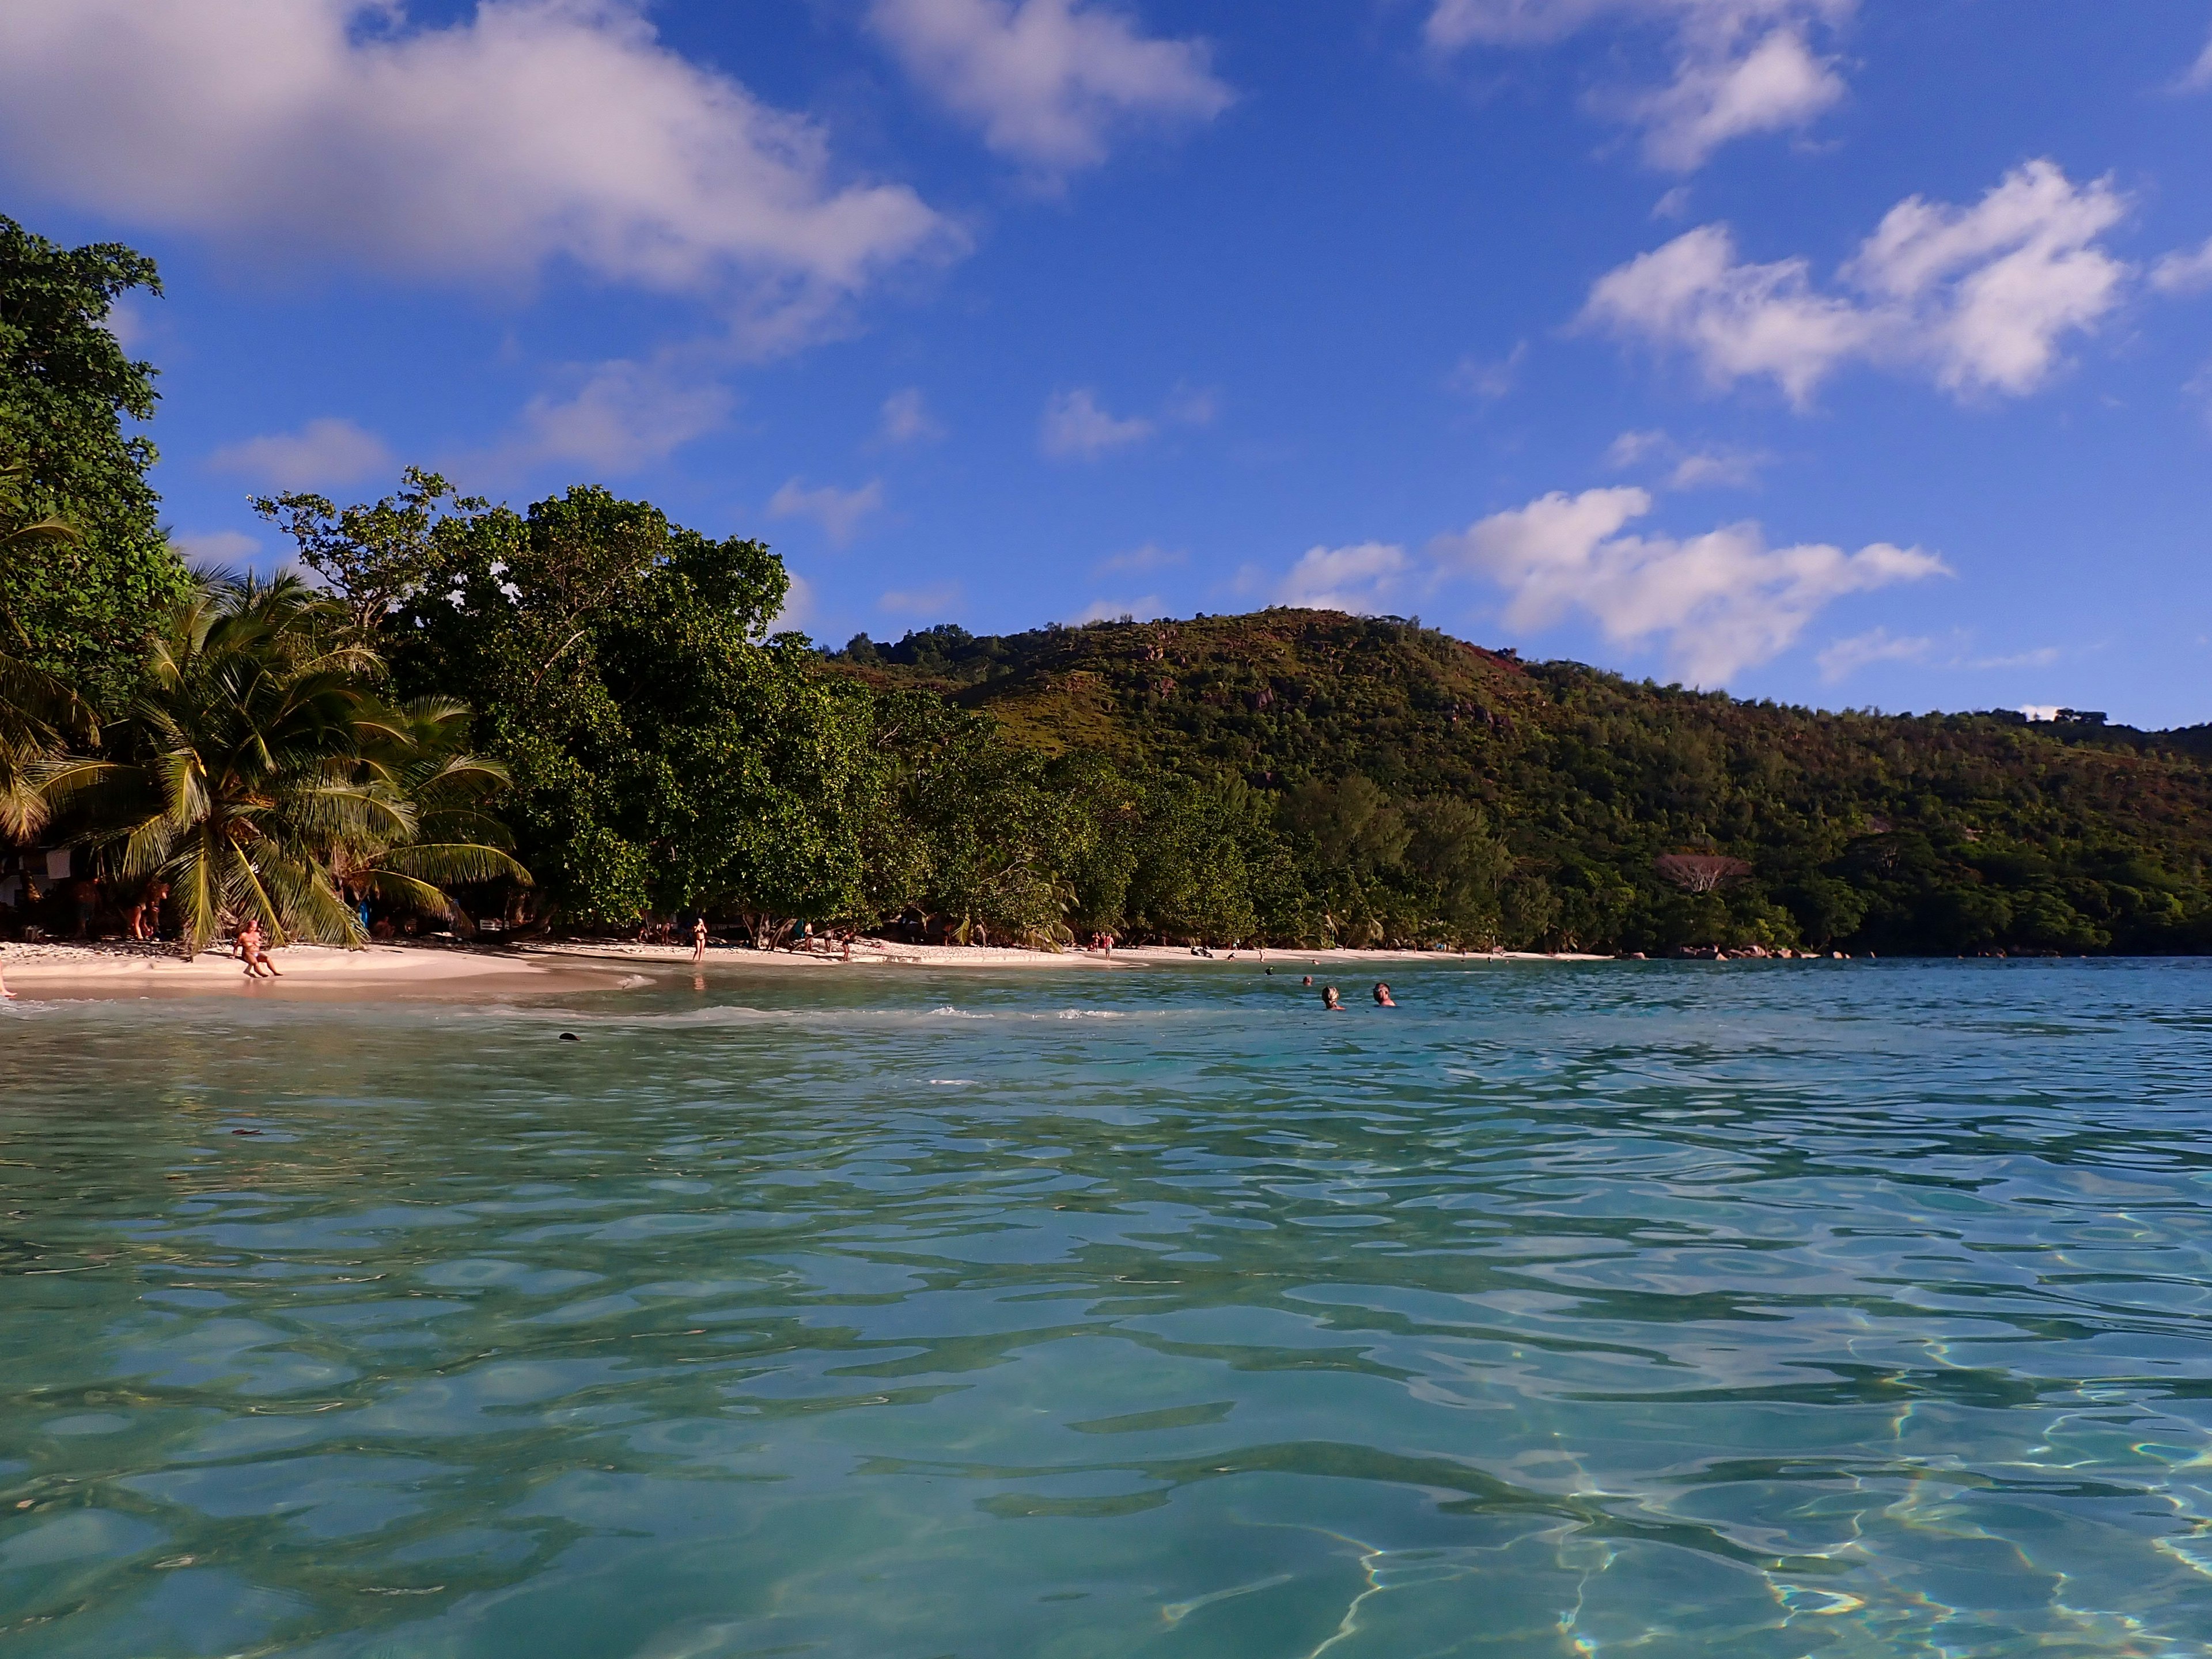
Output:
[691,915,709,965]
[1373,982,1396,1006]
[1321,985,1342,1010]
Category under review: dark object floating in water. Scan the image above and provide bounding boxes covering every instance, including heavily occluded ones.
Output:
[232,1128,262,1136]
[559,1033,580,1041]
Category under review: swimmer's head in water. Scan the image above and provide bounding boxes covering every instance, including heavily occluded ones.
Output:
[1322,985,1342,1009]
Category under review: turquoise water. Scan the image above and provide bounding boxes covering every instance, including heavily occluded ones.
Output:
[4,959,2212,1657]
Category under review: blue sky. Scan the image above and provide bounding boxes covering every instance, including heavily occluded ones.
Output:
[3,2,2210,723]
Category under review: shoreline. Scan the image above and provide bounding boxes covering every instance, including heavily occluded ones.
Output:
[0,937,1611,999]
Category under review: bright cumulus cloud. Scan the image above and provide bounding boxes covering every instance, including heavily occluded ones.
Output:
[0,0,954,334]
[1582,160,2130,403]
[1425,0,1853,171]
[1277,542,1411,613]
[1432,486,1947,684]
[868,0,1231,175]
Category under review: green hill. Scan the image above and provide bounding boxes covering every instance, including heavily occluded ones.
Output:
[829,609,2212,956]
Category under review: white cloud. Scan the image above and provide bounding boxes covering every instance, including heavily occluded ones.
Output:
[770,570,816,633]
[1426,1,1854,171]
[0,1,953,342]
[1817,625,1930,683]
[1844,160,2130,395]
[171,528,262,566]
[1582,161,2130,404]
[880,582,961,615]
[497,354,734,475]
[867,0,1231,175]
[210,417,394,490]
[2181,30,2212,92]
[1607,427,1767,487]
[1432,486,1947,683]
[2020,704,2060,721]
[768,478,886,547]
[879,387,945,445]
[1629,23,1843,171]
[1652,184,1693,219]
[1162,383,1221,426]
[1667,447,1766,488]
[1094,541,1185,574]
[1963,645,2061,672]
[1040,388,1155,458]
[1449,341,1527,399]
[1584,224,1874,404]
[1277,541,1411,613]
[2152,236,2212,296]
[1072,594,1164,623]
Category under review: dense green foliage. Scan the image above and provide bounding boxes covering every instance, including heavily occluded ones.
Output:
[37,574,522,956]
[828,612,2212,955]
[0,217,184,709]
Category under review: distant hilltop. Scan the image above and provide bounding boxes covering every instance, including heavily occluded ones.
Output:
[826,607,2212,956]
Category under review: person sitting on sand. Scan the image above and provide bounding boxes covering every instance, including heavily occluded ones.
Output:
[1373,982,1396,1007]
[1322,984,1342,1010]
[691,915,709,965]
[240,918,281,979]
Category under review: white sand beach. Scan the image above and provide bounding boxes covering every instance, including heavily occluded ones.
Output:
[0,935,1612,998]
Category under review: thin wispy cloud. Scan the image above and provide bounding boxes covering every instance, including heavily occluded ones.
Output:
[1094,541,1186,574]
[452,351,734,484]
[1072,594,1165,623]
[1426,0,1856,171]
[1817,626,1930,683]
[769,478,886,547]
[210,417,393,490]
[1039,388,1155,458]
[1606,428,1768,488]
[879,387,945,445]
[880,582,961,615]
[1449,342,1527,400]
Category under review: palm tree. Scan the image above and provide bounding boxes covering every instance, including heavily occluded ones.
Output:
[39,571,527,956]
[0,461,96,840]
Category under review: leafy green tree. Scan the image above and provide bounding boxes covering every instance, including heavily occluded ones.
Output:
[308,480,873,937]
[252,468,487,637]
[0,217,183,708]
[39,574,524,956]
[0,463,97,839]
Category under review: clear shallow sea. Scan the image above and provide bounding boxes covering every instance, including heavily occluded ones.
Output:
[3,959,2212,1658]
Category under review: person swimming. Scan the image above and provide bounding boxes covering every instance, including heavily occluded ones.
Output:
[1373,982,1396,1006]
[1322,985,1342,1010]
[1301,974,1313,987]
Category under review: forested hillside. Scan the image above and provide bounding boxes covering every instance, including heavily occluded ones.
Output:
[828,612,2212,956]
